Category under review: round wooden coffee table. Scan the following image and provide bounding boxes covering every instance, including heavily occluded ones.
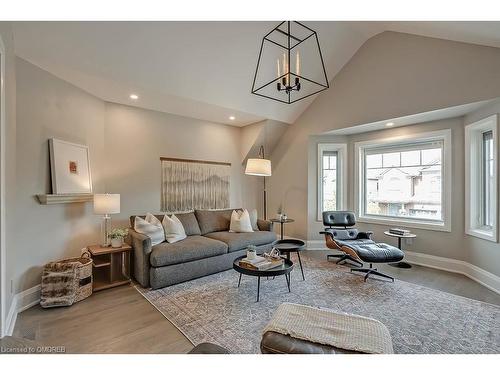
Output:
[233,255,293,302]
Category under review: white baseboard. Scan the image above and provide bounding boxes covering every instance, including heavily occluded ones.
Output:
[306,240,328,250]
[5,284,41,336]
[306,241,500,295]
[404,251,500,295]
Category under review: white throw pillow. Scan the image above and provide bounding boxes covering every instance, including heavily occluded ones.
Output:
[229,209,254,233]
[134,213,165,246]
[162,214,187,243]
[248,208,259,231]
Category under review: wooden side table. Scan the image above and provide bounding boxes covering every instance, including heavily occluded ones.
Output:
[87,244,132,291]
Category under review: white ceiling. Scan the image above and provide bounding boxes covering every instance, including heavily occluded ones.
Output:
[328,99,497,135]
[12,21,500,126]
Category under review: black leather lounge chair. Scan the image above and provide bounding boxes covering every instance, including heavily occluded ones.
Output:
[320,211,405,282]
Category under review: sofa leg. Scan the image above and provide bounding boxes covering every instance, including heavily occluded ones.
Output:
[327,253,362,267]
[350,267,395,282]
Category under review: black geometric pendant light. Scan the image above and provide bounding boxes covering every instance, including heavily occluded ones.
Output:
[251,21,329,104]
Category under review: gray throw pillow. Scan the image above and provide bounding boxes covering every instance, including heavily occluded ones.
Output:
[195,209,235,235]
[175,212,202,236]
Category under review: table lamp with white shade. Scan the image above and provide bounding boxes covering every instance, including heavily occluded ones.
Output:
[94,193,120,247]
[245,145,272,219]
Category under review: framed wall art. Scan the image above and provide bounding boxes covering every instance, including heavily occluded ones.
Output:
[49,138,93,194]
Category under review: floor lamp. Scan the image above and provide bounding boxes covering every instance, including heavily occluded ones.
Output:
[245,145,272,220]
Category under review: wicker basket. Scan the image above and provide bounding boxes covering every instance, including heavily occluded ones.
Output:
[40,252,93,308]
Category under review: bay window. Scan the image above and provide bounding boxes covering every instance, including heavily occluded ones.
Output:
[355,130,451,231]
[465,115,498,242]
[317,144,347,220]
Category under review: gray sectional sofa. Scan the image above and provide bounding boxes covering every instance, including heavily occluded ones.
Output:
[127,209,277,289]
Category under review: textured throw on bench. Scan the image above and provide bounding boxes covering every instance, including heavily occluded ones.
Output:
[263,303,394,354]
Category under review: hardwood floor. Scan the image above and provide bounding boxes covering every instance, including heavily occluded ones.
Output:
[11,285,193,353]
[308,251,500,305]
[6,250,500,354]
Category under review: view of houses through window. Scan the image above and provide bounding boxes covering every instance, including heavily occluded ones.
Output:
[482,130,494,228]
[364,142,443,221]
[322,151,338,211]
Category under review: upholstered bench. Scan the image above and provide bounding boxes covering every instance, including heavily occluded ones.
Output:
[261,303,393,354]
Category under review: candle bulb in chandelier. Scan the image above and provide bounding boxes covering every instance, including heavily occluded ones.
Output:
[277,58,281,90]
[285,52,290,86]
[282,52,287,86]
[296,51,300,76]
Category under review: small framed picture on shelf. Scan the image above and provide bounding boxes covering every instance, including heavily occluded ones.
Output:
[49,138,93,194]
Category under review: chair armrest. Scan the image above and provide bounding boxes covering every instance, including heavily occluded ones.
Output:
[357,231,373,240]
[319,230,334,240]
[257,219,274,232]
[126,228,152,287]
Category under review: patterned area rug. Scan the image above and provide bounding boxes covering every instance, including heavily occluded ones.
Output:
[136,254,500,354]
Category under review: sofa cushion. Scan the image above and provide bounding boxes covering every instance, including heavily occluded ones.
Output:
[249,208,259,231]
[195,209,239,235]
[150,235,228,267]
[175,212,202,236]
[162,214,187,243]
[229,209,254,233]
[130,214,164,227]
[204,231,277,252]
[134,214,165,246]
[130,212,201,236]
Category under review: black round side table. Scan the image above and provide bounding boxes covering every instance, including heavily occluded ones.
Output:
[384,231,416,269]
[269,218,294,240]
[233,255,293,302]
[273,239,306,281]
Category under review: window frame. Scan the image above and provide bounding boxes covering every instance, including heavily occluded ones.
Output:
[317,143,347,221]
[465,115,498,242]
[355,129,452,232]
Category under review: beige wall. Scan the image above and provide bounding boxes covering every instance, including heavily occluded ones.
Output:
[10,58,261,300]
[104,102,254,227]
[0,22,18,327]
[269,31,500,276]
[463,100,500,274]
[14,58,106,292]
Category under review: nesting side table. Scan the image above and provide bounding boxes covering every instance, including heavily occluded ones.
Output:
[269,218,295,240]
[383,231,416,269]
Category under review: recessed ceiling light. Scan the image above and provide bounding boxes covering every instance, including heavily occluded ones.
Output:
[229,116,236,121]
[386,122,394,127]
[129,94,139,100]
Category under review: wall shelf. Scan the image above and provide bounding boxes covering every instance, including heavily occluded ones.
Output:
[36,193,93,205]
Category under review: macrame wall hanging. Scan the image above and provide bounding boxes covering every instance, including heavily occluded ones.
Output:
[160,157,231,212]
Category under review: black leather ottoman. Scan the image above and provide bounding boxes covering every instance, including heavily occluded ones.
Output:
[346,242,405,264]
[188,342,230,354]
[347,242,404,282]
[261,331,358,354]
[261,303,394,354]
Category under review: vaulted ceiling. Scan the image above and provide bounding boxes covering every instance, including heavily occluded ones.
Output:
[12,21,500,126]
